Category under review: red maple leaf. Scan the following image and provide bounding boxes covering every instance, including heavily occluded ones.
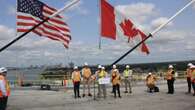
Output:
[119,19,138,41]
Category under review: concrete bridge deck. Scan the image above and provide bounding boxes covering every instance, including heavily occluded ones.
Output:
[7,81,195,110]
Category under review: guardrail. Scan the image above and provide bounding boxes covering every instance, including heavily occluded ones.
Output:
[9,71,187,88]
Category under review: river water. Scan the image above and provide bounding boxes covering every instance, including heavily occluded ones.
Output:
[7,68,44,81]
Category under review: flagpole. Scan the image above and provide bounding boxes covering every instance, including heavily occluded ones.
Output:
[98,0,102,49]
[111,0,195,66]
[0,0,80,53]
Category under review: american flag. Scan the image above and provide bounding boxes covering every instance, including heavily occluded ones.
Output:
[17,0,71,48]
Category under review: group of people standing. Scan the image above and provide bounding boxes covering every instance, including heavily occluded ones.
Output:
[71,62,195,99]
[145,63,195,96]
[164,63,195,95]
[71,63,133,99]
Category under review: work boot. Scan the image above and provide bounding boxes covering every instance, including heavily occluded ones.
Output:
[82,94,85,97]
[88,93,92,97]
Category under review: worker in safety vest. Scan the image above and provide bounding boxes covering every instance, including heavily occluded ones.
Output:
[97,66,107,98]
[165,65,175,94]
[146,72,157,93]
[111,65,119,93]
[72,66,81,98]
[123,65,133,93]
[82,62,92,97]
[0,67,10,110]
[111,69,121,98]
[190,65,195,96]
[186,63,193,94]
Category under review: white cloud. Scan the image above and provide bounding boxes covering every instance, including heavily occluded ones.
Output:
[150,30,190,45]
[7,6,16,16]
[0,25,15,41]
[151,17,173,29]
[116,2,157,23]
[67,0,89,15]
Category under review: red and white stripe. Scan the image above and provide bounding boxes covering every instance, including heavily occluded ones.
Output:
[17,5,71,48]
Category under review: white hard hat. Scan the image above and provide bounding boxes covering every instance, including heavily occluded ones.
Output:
[188,63,193,67]
[0,67,7,73]
[84,62,88,66]
[98,65,102,69]
[113,65,116,69]
[126,65,130,68]
[101,67,105,70]
[74,66,78,69]
[190,65,195,69]
[148,72,152,75]
[168,65,173,69]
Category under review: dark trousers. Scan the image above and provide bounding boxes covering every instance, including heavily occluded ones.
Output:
[149,87,154,92]
[73,82,80,98]
[0,97,8,110]
[167,79,174,94]
[187,77,192,93]
[113,84,121,98]
[192,82,195,94]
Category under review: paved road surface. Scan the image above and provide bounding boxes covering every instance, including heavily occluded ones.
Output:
[7,81,195,110]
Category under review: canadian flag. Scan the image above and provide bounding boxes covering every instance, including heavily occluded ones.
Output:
[101,0,149,54]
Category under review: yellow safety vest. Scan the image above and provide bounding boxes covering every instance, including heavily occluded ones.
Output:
[99,71,106,78]
[124,69,130,77]
[192,70,195,82]
[6,80,10,96]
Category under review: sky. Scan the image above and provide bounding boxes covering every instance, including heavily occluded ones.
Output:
[0,0,195,67]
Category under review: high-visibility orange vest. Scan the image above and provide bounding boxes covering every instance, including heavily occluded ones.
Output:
[186,68,192,78]
[72,71,81,82]
[6,80,10,96]
[0,75,10,97]
[146,75,156,86]
[0,75,5,97]
[166,70,174,80]
[82,68,92,79]
[112,72,121,85]
[192,70,195,83]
